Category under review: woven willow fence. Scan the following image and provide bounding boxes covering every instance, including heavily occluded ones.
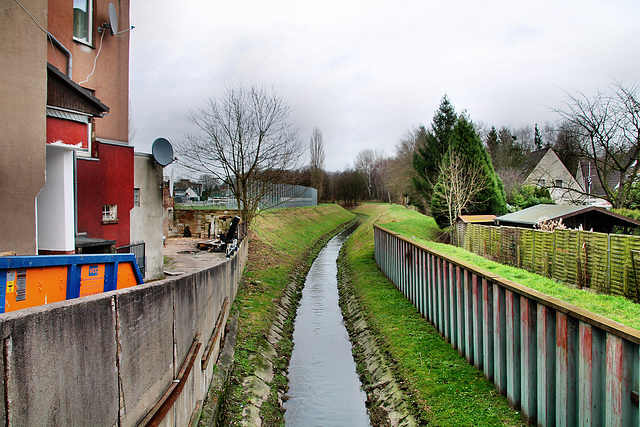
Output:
[459,223,640,301]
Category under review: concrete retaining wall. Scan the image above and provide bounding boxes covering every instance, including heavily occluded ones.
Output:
[0,239,247,426]
[374,225,640,426]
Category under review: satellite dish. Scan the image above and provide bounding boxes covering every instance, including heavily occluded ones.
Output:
[152,138,175,166]
[108,3,118,36]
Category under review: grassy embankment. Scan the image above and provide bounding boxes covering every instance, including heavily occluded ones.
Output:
[221,204,355,425]
[342,203,525,425]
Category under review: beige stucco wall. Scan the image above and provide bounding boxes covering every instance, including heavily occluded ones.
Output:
[0,0,48,254]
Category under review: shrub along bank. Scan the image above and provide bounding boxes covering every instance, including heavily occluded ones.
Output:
[218,204,355,425]
[341,204,525,425]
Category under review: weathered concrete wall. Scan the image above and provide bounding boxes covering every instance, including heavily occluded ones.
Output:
[0,239,247,426]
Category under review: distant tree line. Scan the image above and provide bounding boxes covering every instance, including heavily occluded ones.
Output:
[175,81,640,227]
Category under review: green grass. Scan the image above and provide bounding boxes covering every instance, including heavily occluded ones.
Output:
[382,219,640,331]
[343,204,525,426]
[221,204,355,425]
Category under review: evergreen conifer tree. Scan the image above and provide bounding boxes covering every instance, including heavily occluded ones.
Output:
[412,96,456,204]
[534,123,543,150]
[429,114,507,228]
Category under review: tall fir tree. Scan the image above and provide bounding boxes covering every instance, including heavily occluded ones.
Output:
[485,126,499,154]
[430,114,507,228]
[534,123,543,150]
[412,95,457,205]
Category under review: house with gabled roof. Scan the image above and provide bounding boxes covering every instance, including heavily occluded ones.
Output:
[519,148,585,205]
[575,158,621,209]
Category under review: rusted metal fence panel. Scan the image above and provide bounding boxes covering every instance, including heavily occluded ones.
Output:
[374,224,640,426]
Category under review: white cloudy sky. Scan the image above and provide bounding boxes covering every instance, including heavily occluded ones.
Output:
[129,0,640,172]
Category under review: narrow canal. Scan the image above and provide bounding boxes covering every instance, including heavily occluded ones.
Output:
[284,225,370,426]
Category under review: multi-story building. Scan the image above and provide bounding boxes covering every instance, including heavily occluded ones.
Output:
[1,0,163,278]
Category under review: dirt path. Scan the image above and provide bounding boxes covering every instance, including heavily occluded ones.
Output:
[162,237,228,275]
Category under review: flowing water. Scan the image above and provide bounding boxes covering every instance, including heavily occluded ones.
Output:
[284,225,370,426]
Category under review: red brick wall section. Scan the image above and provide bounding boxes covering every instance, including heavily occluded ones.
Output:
[77,141,134,247]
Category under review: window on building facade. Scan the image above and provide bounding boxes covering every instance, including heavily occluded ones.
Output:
[537,178,546,187]
[102,205,117,222]
[73,0,92,44]
[555,179,564,188]
[134,188,140,207]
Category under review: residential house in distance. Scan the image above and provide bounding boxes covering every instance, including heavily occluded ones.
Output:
[0,0,163,279]
[575,158,617,208]
[520,148,585,205]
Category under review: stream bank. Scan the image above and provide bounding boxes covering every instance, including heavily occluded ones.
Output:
[202,211,419,426]
[338,245,419,427]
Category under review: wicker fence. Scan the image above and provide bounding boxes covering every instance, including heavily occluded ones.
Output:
[459,223,640,301]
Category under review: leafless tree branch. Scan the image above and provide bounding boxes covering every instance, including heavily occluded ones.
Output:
[176,84,303,225]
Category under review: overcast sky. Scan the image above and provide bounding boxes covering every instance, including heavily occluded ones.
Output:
[129,0,640,172]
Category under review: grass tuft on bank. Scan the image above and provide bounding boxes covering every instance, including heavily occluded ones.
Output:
[343,204,525,426]
[221,204,355,425]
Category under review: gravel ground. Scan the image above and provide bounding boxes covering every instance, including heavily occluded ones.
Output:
[162,236,228,275]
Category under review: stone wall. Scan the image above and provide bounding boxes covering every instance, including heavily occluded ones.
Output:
[169,209,242,239]
[0,240,247,426]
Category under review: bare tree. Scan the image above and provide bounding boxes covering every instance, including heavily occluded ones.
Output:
[176,84,303,225]
[309,127,325,199]
[431,151,488,243]
[354,148,386,200]
[555,81,640,208]
[388,126,426,206]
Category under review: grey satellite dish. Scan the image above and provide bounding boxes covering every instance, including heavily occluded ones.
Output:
[108,3,118,36]
[152,138,175,166]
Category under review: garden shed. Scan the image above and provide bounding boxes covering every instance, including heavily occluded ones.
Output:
[454,215,497,245]
[494,204,640,234]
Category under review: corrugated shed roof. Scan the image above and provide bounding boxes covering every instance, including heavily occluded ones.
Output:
[495,203,640,228]
[495,204,590,225]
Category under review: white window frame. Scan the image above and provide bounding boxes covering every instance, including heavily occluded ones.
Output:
[73,0,93,45]
[102,205,117,222]
[134,188,140,207]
